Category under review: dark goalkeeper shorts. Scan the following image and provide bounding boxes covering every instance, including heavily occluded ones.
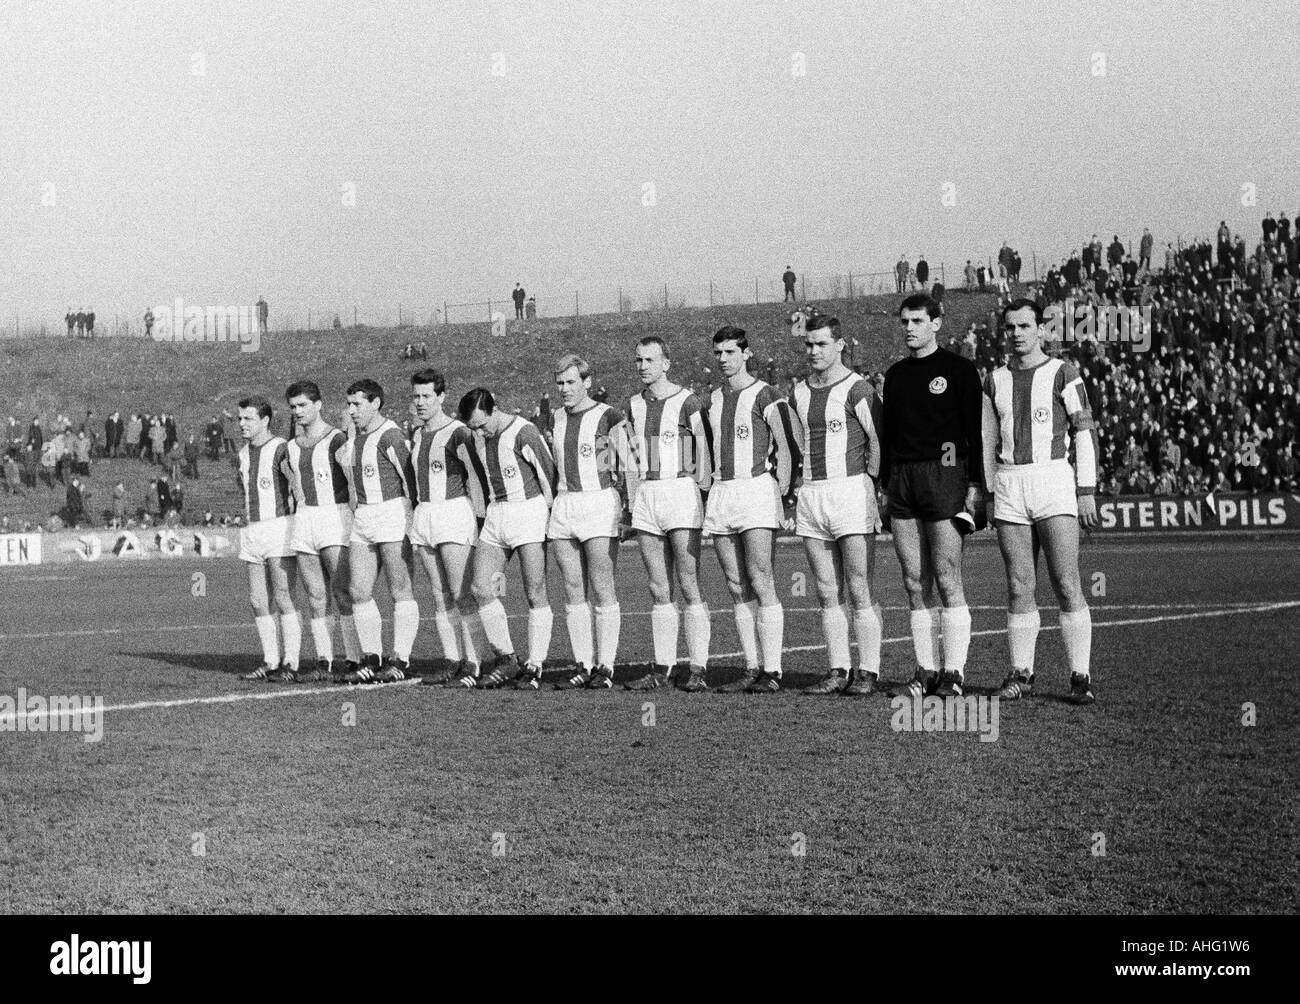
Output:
[887,459,969,523]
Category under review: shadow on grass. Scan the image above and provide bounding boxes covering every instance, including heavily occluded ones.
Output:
[128,650,255,677]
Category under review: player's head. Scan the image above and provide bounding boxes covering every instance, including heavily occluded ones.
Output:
[236,396,272,440]
[803,313,843,374]
[345,378,384,429]
[410,369,447,423]
[712,326,751,379]
[554,353,592,410]
[898,293,942,353]
[459,387,506,436]
[634,336,670,386]
[285,380,323,427]
[1003,299,1045,358]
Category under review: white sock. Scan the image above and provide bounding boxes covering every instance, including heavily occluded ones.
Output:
[757,604,784,675]
[684,603,711,667]
[910,607,937,672]
[527,605,553,668]
[1007,609,1041,673]
[279,611,302,667]
[478,598,514,655]
[595,604,621,669]
[340,613,362,664]
[392,599,420,661]
[1059,607,1092,677]
[310,615,334,663]
[351,599,383,658]
[433,607,461,661]
[254,614,279,666]
[566,602,594,668]
[458,605,488,669]
[650,603,679,668]
[853,602,882,676]
[941,605,971,676]
[930,604,944,669]
[733,600,760,669]
[821,604,851,670]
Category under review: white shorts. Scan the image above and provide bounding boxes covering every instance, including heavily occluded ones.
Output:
[548,488,621,541]
[631,477,703,536]
[291,503,353,554]
[408,497,478,549]
[349,496,412,546]
[704,475,782,535]
[239,515,295,565]
[479,495,549,551]
[796,474,880,541]
[993,461,1079,525]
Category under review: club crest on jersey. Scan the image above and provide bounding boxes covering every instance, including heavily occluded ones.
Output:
[315,468,329,481]
[580,443,595,457]
[431,459,444,472]
[258,476,272,490]
[1033,406,1050,423]
[503,465,518,479]
[827,418,844,434]
[929,377,948,394]
[362,464,377,478]
[660,429,676,444]
[736,425,751,440]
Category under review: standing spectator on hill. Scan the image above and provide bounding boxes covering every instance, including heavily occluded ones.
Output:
[916,256,930,291]
[74,310,85,337]
[977,264,988,291]
[895,255,909,294]
[149,418,167,464]
[170,481,184,518]
[167,442,183,484]
[104,411,120,457]
[512,283,526,319]
[65,476,88,526]
[205,417,222,461]
[1262,213,1277,245]
[183,432,201,479]
[26,417,43,455]
[1140,229,1154,272]
[164,413,177,455]
[51,431,69,485]
[73,430,91,475]
[3,453,22,496]
[524,297,536,319]
[155,476,173,516]
[22,444,38,490]
[964,260,976,291]
[144,307,154,338]
[110,482,126,528]
[125,413,143,458]
[6,416,19,454]
[86,310,95,337]
[256,297,269,335]
[782,266,797,302]
[1107,235,1125,268]
[65,311,74,337]
[39,440,56,489]
[222,409,239,455]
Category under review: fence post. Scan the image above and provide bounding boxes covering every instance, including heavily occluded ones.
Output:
[664,283,668,310]
[487,300,492,324]
[444,301,449,327]
[575,290,579,317]
[398,304,402,326]
[354,306,358,328]
[801,275,806,302]
[617,286,623,313]
[1033,252,1038,283]
[308,310,312,331]
[709,281,713,307]
[754,278,759,305]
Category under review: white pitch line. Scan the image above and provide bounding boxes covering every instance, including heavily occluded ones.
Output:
[0,601,1281,641]
[3,600,1297,724]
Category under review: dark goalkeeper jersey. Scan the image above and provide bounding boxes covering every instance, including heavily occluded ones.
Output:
[880,346,984,487]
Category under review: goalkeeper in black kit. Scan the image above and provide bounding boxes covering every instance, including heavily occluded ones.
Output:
[879,293,986,699]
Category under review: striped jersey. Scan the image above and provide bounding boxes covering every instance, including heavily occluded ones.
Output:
[981,358,1099,493]
[475,415,558,503]
[285,428,349,507]
[792,372,882,481]
[551,402,624,493]
[411,418,489,515]
[625,387,711,488]
[238,436,291,523]
[705,379,802,493]
[345,419,414,505]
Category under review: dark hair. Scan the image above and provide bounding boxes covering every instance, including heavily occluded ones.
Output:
[285,380,321,403]
[636,335,669,358]
[411,369,446,394]
[346,378,384,409]
[898,294,941,319]
[458,387,495,423]
[237,396,273,421]
[1002,298,1044,325]
[712,326,749,351]
[806,314,841,337]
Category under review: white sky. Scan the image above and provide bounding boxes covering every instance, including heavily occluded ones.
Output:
[2,0,1297,323]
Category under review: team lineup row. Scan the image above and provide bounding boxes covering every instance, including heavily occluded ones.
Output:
[231,295,1099,704]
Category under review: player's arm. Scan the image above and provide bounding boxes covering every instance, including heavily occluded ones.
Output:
[598,407,628,494]
[380,427,416,500]
[958,360,985,506]
[686,397,712,492]
[1060,363,1100,529]
[621,405,643,508]
[980,373,999,497]
[762,393,802,496]
[456,427,490,518]
[520,424,558,504]
[274,441,295,514]
[877,372,894,500]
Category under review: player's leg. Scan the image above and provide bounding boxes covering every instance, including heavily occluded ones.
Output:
[1038,513,1094,704]
[415,543,460,672]
[378,538,418,676]
[515,541,552,686]
[624,531,678,689]
[552,536,595,687]
[802,536,851,693]
[584,534,621,686]
[267,555,301,680]
[346,540,384,678]
[889,516,942,697]
[321,543,360,672]
[925,517,971,695]
[440,541,488,685]
[295,549,333,676]
[669,527,709,690]
[243,560,279,678]
[742,527,784,685]
[840,533,883,695]
[995,520,1039,698]
[470,542,517,683]
[714,532,760,690]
